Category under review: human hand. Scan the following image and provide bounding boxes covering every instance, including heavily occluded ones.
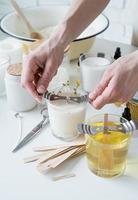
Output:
[21,37,65,102]
[89,51,138,109]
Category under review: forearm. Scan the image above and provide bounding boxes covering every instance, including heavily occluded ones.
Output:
[52,0,110,48]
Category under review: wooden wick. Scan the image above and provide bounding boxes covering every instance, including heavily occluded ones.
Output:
[52,173,76,181]
[104,113,109,134]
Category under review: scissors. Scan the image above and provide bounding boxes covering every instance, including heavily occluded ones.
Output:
[12,107,49,153]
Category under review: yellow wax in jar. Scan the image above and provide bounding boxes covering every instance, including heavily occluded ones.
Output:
[86,121,131,178]
[88,121,130,144]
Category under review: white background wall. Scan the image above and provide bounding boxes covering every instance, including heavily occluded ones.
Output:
[102,0,138,45]
[0,0,138,46]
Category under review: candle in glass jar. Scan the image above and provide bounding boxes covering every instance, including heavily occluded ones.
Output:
[47,99,86,141]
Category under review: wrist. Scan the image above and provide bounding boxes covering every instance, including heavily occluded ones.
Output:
[50,21,72,51]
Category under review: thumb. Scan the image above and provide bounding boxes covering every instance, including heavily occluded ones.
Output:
[37,61,57,94]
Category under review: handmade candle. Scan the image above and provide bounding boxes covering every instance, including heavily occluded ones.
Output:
[85,114,132,178]
[47,99,86,141]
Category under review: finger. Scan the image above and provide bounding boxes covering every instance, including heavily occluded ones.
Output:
[26,82,42,103]
[37,60,58,94]
[33,68,43,85]
[91,87,113,109]
[22,59,42,102]
[89,71,112,101]
[91,77,118,109]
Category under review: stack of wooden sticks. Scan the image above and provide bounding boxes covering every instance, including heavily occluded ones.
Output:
[24,141,86,173]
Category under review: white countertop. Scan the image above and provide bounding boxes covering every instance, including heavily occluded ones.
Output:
[0,38,138,200]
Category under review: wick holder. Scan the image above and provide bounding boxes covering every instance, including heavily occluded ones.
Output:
[44,91,88,104]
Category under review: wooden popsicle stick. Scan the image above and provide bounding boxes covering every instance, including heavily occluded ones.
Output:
[33,143,85,152]
[37,148,78,172]
[24,153,47,163]
[70,146,86,158]
[52,173,76,181]
[37,146,77,164]
[50,148,78,168]
[37,147,69,164]
[24,144,85,164]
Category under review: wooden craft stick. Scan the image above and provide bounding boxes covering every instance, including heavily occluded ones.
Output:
[37,148,78,172]
[70,146,86,158]
[34,143,85,152]
[37,146,76,164]
[104,113,109,134]
[50,148,78,168]
[24,153,47,164]
[24,145,86,164]
[52,173,76,181]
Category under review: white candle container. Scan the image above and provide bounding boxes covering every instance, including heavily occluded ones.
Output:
[80,54,111,92]
[46,90,87,141]
[5,63,37,112]
[0,54,10,96]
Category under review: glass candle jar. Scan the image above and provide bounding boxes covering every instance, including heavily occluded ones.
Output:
[85,114,133,178]
[46,89,87,141]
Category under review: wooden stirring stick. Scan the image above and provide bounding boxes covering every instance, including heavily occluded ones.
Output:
[11,0,43,40]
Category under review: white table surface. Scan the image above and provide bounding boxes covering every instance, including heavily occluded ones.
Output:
[0,38,138,200]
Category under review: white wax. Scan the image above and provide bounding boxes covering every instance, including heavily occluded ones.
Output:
[80,57,110,92]
[47,100,86,141]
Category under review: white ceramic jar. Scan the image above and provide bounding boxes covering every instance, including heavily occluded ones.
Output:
[5,63,37,112]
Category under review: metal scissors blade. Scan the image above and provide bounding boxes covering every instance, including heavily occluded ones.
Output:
[12,117,49,153]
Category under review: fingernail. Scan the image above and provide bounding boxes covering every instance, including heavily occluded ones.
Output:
[89,92,95,100]
[37,85,45,94]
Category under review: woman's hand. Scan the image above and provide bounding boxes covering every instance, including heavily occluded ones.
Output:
[89,50,138,109]
[21,0,110,103]
[21,37,65,102]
